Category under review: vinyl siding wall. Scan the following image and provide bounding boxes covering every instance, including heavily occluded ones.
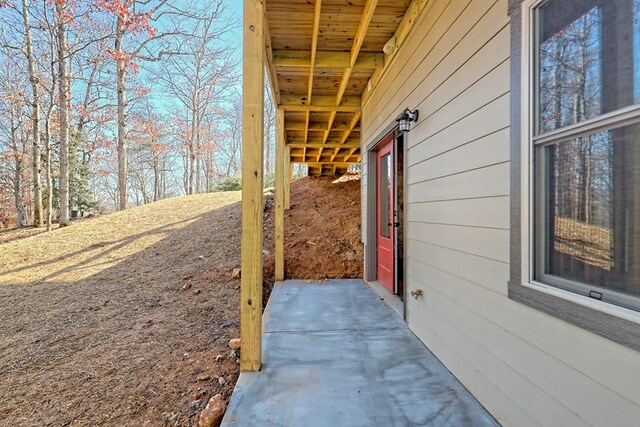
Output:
[360,0,640,425]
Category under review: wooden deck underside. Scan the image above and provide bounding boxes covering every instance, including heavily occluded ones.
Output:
[266,0,416,176]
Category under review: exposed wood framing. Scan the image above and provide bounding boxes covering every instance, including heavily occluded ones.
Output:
[280,95,360,107]
[304,0,323,160]
[263,7,280,104]
[362,0,431,108]
[240,0,265,373]
[285,147,291,209]
[265,0,414,175]
[273,50,383,69]
[332,112,361,162]
[287,142,359,148]
[285,121,361,132]
[275,107,285,281]
[291,160,359,165]
[322,0,378,160]
[281,104,361,113]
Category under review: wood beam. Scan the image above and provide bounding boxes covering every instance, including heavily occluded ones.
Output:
[273,50,384,69]
[362,0,430,108]
[286,142,359,149]
[275,107,285,282]
[292,160,360,165]
[336,0,378,104]
[285,121,360,132]
[340,112,362,145]
[323,0,378,147]
[332,112,361,162]
[305,0,322,161]
[281,104,360,113]
[263,7,280,104]
[240,0,265,373]
[285,146,291,210]
[280,95,360,108]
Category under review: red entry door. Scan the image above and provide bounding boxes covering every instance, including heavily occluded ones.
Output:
[377,137,394,293]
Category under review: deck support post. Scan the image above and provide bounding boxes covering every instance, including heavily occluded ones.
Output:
[240,0,265,372]
[275,107,285,281]
[285,147,291,209]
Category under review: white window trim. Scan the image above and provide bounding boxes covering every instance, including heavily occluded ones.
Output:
[518,0,640,325]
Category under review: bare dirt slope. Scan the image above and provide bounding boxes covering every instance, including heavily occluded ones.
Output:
[0,192,275,426]
[279,172,363,280]
[0,174,361,426]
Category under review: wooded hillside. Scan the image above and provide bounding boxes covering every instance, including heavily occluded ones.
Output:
[0,0,294,230]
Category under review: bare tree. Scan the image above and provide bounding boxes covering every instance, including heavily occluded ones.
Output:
[55,0,71,226]
[155,0,238,194]
[20,0,43,227]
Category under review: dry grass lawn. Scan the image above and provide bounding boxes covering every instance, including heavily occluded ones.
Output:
[0,192,264,426]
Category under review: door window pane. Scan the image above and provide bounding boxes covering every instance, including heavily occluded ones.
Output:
[380,153,391,238]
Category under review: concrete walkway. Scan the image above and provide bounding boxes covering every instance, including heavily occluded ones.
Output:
[222,279,500,427]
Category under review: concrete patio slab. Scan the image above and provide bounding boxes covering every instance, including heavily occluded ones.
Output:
[221,279,500,427]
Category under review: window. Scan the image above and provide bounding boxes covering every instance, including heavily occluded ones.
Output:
[379,153,391,239]
[531,0,640,311]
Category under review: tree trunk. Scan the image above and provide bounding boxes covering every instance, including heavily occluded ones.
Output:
[188,106,196,195]
[13,162,24,228]
[116,17,128,210]
[44,107,53,231]
[22,0,43,227]
[56,2,70,226]
[153,154,159,202]
[9,102,24,228]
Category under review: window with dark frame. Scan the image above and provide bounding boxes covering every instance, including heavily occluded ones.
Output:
[533,0,640,311]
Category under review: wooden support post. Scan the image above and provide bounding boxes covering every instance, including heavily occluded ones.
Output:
[285,146,291,210]
[240,0,265,373]
[275,107,285,282]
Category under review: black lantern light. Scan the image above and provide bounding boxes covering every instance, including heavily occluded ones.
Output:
[395,108,419,133]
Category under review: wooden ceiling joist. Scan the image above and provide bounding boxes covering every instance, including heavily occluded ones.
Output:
[303,0,323,160]
[322,0,379,156]
[280,95,360,108]
[286,142,360,149]
[281,104,361,113]
[285,121,361,132]
[362,0,430,108]
[263,8,280,105]
[332,111,362,162]
[266,0,415,173]
[273,50,384,69]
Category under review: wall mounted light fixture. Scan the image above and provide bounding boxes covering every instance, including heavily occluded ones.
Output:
[395,108,419,133]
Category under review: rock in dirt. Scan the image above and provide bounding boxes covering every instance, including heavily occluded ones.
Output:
[228,338,241,350]
[193,289,201,295]
[232,268,241,279]
[198,374,210,382]
[182,283,192,290]
[198,394,226,427]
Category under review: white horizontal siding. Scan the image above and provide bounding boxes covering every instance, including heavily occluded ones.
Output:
[361,0,640,425]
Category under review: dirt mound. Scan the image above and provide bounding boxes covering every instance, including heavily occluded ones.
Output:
[278,172,363,280]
